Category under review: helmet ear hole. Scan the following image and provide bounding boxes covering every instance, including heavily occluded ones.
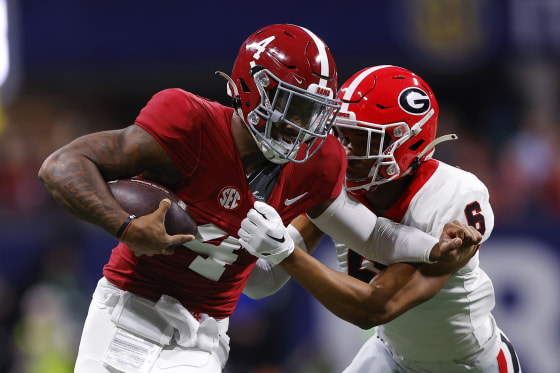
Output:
[409,139,424,151]
[239,78,250,93]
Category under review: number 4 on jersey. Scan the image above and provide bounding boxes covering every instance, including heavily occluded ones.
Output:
[184,224,241,281]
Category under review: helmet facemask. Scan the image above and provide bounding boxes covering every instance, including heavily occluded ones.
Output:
[334,117,412,194]
[246,68,340,164]
[223,24,340,164]
[333,65,459,195]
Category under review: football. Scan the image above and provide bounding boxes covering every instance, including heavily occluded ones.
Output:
[107,178,197,236]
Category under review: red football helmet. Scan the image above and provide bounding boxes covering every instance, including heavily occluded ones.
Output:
[334,65,455,195]
[218,24,340,164]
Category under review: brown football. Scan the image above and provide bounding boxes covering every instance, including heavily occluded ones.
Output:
[108,178,197,236]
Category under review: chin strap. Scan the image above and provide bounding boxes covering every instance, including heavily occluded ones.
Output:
[402,133,458,177]
[215,70,258,139]
[215,71,243,112]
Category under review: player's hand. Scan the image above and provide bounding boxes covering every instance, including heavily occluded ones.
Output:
[430,220,482,263]
[238,201,294,265]
[121,199,195,257]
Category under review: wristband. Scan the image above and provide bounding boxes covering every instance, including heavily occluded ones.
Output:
[116,214,136,240]
[287,224,307,253]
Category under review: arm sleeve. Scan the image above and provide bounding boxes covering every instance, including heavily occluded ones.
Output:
[242,224,307,299]
[310,192,438,265]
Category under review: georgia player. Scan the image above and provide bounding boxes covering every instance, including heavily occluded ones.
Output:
[39,24,478,373]
[240,66,521,372]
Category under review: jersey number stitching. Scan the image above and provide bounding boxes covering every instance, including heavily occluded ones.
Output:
[184,225,241,281]
[465,201,486,235]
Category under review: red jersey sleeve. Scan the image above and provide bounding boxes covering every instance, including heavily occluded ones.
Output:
[134,88,209,177]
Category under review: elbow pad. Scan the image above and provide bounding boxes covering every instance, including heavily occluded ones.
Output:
[311,193,437,265]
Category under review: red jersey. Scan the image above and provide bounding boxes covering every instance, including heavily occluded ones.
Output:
[103,88,345,318]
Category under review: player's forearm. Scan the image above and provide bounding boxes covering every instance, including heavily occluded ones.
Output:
[39,145,129,236]
[289,214,324,255]
[280,247,396,329]
[367,261,458,328]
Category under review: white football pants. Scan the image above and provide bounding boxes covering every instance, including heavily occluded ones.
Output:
[343,332,521,373]
[74,277,230,373]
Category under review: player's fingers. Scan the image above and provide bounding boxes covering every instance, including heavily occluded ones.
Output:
[440,237,462,254]
[240,218,253,232]
[238,227,250,240]
[450,221,479,244]
[444,220,471,243]
[254,201,280,220]
[156,199,172,218]
[464,225,482,245]
[167,233,195,247]
[451,220,467,240]
[451,237,463,248]
[443,220,460,235]
[253,201,271,214]
[246,209,264,226]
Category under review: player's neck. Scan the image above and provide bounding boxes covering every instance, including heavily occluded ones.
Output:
[363,175,411,215]
[231,112,269,176]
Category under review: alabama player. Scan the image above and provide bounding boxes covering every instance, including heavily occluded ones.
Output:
[39,24,477,373]
[240,66,521,372]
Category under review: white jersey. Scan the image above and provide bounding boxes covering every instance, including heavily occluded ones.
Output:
[336,159,501,364]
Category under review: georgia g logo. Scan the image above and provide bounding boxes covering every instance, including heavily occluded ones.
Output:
[398,87,431,115]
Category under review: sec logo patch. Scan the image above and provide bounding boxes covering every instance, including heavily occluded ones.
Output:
[218,186,242,211]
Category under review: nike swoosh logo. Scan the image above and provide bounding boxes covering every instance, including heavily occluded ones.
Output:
[265,233,286,243]
[284,192,308,206]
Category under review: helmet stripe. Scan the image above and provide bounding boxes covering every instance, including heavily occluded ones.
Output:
[340,65,393,111]
[299,26,330,87]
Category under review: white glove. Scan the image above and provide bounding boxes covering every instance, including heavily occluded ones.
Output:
[238,201,294,265]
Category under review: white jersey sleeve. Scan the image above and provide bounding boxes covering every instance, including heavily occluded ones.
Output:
[405,163,494,244]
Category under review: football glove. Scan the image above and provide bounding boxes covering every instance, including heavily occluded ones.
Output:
[238,201,294,265]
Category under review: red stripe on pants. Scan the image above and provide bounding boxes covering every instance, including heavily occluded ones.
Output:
[497,349,508,373]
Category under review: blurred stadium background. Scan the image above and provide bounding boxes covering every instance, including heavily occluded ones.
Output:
[1,0,559,372]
